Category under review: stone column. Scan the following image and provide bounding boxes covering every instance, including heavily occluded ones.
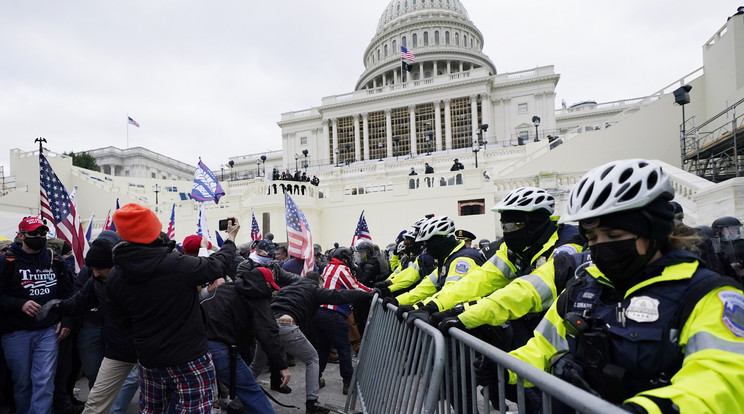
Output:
[362,113,370,161]
[385,109,393,158]
[433,61,438,77]
[322,121,330,164]
[354,115,361,161]
[409,104,417,156]
[444,99,452,150]
[434,100,443,152]
[470,94,479,145]
[332,118,339,166]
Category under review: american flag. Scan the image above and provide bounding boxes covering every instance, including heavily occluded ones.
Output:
[166,203,176,240]
[251,208,262,241]
[128,116,140,127]
[401,46,415,62]
[39,154,88,272]
[351,210,372,247]
[285,193,315,276]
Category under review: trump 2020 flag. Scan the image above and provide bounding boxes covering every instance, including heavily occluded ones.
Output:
[251,208,262,241]
[351,210,372,247]
[39,154,89,272]
[166,203,176,240]
[191,160,225,204]
[196,203,214,245]
[285,193,314,276]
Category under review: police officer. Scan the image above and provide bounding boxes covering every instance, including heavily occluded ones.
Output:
[377,216,436,298]
[504,159,744,413]
[454,229,477,249]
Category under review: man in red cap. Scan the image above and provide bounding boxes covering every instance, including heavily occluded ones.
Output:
[181,235,224,298]
[0,217,74,414]
[106,204,241,414]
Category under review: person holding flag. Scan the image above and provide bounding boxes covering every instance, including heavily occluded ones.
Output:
[285,194,315,276]
[251,208,262,241]
[350,211,372,247]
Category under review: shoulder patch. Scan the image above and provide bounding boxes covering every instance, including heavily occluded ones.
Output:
[454,260,471,275]
[719,290,744,338]
[551,244,579,258]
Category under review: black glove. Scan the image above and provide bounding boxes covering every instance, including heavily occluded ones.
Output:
[620,403,648,413]
[428,307,461,327]
[35,299,61,321]
[374,280,392,288]
[381,296,398,312]
[395,304,415,322]
[436,316,465,336]
[405,302,438,328]
[473,355,502,388]
[377,285,392,297]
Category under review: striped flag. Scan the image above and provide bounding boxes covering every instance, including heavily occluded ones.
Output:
[401,46,415,62]
[166,203,176,240]
[191,160,225,204]
[251,208,262,241]
[128,116,140,127]
[39,154,89,272]
[103,210,112,231]
[195,203,214,246]
[351,210,372,247]
[85,214,95,242]
[285,193,314,276]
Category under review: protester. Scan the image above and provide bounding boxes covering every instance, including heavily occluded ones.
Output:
[450,158,464,171]
[424,163,434,174]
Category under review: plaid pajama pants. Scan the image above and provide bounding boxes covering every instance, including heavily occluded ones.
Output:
[138,353,216,414]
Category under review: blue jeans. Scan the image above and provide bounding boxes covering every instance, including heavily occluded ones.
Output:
[208,341,273,414]
[109,366,139,414]
[77,327,105,390]
[1,327,58,414]
[313,309,354,384]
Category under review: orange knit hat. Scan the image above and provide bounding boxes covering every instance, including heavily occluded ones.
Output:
[112,203,162,244]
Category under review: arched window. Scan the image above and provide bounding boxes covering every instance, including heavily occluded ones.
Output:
[455,33,459,45]
[463,34,467,47]
[423,31,429,46]
[445,31,450,45]
[377,49,380,60]
[413,33,417,48]
[393,39,397,53]
[402,36,407,48]
[435,31,440,45]
[384,44,388,57]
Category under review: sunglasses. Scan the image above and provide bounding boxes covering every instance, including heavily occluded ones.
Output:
[501,222,526,233]
[25,229,48,237]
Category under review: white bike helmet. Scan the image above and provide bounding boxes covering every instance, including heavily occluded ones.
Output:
[561,159,674,223]
[491,187,555,214]
[416,216,455,242]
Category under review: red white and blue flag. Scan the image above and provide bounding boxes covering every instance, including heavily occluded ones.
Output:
[251,208,262,241]
[85,214,95,243]
[166,203,176,240]
[191,160,225,204]
[39,154,89,272]
[128,116,140,127]
[351,210,372,247]
[104,199,120,231]
[401,46,415,62]
[196,203,214,245]
[285,193,314,276]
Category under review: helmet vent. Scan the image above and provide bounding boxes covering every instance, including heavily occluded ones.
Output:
[619,182,641,202]
[647,171,658,188]
[593,185,612,210]
[600,165,615,180]
[619,168,633,183]
[581,183,594,206]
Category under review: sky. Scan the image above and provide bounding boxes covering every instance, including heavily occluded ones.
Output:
[0,0,737,176]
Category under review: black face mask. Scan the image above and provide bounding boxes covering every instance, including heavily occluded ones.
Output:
[503,227,531,255]
[24,236,47,251]
[425,237,454,261]
[590,238,653,292]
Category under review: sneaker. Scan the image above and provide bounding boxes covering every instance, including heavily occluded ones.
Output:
[343,383,350,395]
[270,383,292,394]
[318,377,326,388]
[306,400,331,414]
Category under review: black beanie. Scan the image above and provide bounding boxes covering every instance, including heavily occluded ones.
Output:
[85,239,114,269]
[582,198,675,241]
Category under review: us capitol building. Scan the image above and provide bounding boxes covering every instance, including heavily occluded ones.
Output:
[2,0,744,248]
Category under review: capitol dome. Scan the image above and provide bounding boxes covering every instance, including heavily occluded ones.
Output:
[356,0,496,90]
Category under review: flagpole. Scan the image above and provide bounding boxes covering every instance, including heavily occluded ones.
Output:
[126,114,129,149]
[34,137,47,216]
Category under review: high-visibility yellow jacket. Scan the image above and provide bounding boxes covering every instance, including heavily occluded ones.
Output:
[508,251,744,413]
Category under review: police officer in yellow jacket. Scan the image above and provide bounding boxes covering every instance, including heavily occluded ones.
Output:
[501,159,744,413]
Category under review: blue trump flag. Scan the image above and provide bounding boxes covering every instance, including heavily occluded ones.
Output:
[191,160,225,204]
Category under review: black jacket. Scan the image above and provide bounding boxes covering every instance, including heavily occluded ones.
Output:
[75,266,103,329]
[202,264,287,372]
[107,239,236,368]
[56,275,136,362]
[270,277,373,331]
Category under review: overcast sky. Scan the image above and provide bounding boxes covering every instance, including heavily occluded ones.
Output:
[0,1,736,176]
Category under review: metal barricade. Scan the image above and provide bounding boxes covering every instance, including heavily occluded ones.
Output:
[347,296,628,414]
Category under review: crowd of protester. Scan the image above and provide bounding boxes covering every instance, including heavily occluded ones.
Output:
[1,158,743,413]
[271,168,320,186]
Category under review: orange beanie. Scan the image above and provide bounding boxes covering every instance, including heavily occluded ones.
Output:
[112,203,162,244]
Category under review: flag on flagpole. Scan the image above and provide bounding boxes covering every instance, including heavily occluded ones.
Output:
[166,203,176,240]
[351,210,373,247]
[191,160,225,204]
[196,203,214,246]
[103,209,112,231]
[214,230,224,247]
[85,214,95,242]
[251,208,262,241]
[39,154,89,272]
[401,46,415,62]
[285,193,315,276]
[128,116,140,127]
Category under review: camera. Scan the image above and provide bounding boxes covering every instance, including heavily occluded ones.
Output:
[218,218,235,231]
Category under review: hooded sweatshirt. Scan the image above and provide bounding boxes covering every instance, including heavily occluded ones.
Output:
[106,239,236,368]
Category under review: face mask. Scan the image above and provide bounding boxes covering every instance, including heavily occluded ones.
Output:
[425,237,452,260]
[24,236,47,251]
[249,251,272,266]
[590,238,651,291]
[503,227,531,255]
